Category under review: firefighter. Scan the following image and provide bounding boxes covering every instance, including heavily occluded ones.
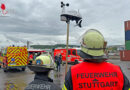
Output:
[63,29,130,90]
[25,55,61,90]
[28,53,33,65]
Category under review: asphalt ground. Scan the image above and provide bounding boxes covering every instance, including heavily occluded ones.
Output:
[0,59,129,90]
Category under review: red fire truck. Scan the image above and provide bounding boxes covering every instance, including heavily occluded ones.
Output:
[53,48,83,64]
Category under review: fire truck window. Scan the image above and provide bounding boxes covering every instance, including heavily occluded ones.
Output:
[68,50,71,55]
[72,50,76,55]
[77,50,80,55]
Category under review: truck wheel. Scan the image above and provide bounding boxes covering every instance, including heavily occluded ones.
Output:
[22,68,26,71]
[74,60,79,65]
[3,69,8,72]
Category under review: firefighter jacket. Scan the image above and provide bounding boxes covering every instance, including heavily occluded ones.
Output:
[25,73,61,90]
[63,61,130,90]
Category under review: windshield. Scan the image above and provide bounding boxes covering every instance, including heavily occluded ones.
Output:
[72,50,76,55]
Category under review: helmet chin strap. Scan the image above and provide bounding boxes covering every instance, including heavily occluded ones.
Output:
[84,58,107,63]
[79,50,108,61]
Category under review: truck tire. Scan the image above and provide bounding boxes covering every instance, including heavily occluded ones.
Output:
[74,60,79,65]
[3,68,8,72]
[22,68,26,71]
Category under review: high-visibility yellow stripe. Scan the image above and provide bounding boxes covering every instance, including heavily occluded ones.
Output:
[18,56,26,65]
[128,88,130,90]
[62,84,67,90]
[21,59,27,65]
[7,47,28,66]
[8,49,18,63]
[8,48,14,53]
[8,48,17,54]
[22,54,28,61]
[17,62,22,66]
[17,59,24,65]
[21,54,28,63]
[20,55,27,61]
[20,59,26,65]
[18,60,24,65]
[8,47,18,54]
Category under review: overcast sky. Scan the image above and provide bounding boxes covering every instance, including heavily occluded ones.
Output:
[0,0,130,47]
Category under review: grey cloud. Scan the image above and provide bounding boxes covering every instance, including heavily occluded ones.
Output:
[0,0,130,46]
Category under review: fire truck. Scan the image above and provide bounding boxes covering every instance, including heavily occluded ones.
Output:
[1,46,28,72]
[0,56,4,68]
[28,49,47,65]
[53,48,83,64]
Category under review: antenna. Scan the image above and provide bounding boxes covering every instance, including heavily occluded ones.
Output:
[61,2,65,8]
[61,2,69,8]
[66,3,69,7]
[61,2,70,14]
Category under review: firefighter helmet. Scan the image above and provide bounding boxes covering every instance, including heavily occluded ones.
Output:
[80,29,107,56]
[28,55,54,72]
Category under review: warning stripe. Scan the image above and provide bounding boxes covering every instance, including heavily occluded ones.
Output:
[14,57,23,65]
[17,60,24,65]
[17,57,25,65]
[20,53,28,61]
[17,62,21,66]
[8,48,17,54]
[19,58,26,65]
[9,55,26,65]
[21,55,28,63]
[17,55,25,64]
[8,48,20,56]
[8,50,19,59]
[7,47,28,66]
[8,48,14,53]
[20,54,28,65]
[8,54,17,64]
[20,56,27,65]
[7,47,12,53]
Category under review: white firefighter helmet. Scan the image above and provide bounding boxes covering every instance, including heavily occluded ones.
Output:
[80,29,107,58]
[28,55,54,72]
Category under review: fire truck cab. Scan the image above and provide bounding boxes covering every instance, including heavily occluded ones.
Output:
[53,48,83,64]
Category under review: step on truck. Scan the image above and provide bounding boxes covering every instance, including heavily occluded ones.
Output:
[1,46,28,72]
